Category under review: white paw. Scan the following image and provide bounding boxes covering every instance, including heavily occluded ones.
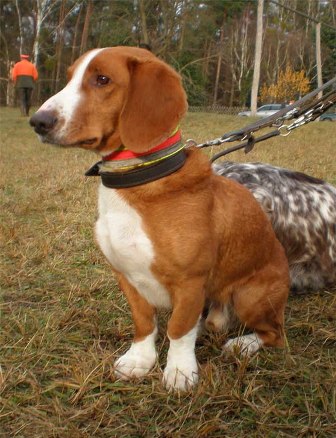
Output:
[115,349,156,379]
[114,335,157,379]
[223,333,263,356]
[163,356,198,391]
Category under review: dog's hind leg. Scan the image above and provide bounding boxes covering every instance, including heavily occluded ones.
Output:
[223,270,289,356]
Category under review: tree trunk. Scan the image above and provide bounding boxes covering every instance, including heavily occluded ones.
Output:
[229,74,235,107]
[202,41,212,77]
[15,0,24,55]
[33,0,52,68]
[305,0,313,37]
[71,3,83,64]
[213,23,224,106]
[178,0,188,54]
[236,8,250,95]
[315,22,322,98]
[80,0,94,55]
[7,62,16,107]
[54,0,66,93]
[273,3,284,83]
[251,0,264,116]
[138,0,149,45]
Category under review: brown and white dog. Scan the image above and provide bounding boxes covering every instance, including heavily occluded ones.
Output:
[30,47,289,391]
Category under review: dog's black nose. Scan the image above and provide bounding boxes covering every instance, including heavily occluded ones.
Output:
[30,111,58,135]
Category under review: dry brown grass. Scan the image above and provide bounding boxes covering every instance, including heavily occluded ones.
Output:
[1,107,335,437]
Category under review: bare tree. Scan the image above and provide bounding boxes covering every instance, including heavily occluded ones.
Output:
[1,0,333,107]
[251,0,264,115]
[14,0,24,55]
[138,0,149,45]
[54,0,66,93]
[7,61,15,107]
[71,2,83,64]
[32,0,54,67]
[316,21,323,97]
[230,8,252,105]
[213,15,225,106]
[178,0,189,54]
[80,0,94,55]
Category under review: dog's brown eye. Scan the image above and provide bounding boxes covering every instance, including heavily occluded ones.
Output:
[96,75,110,86]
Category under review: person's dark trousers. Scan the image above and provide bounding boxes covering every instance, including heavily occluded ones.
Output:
[19,87,33,116]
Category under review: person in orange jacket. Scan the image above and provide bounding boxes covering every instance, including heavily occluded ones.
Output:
[12,54,38,116]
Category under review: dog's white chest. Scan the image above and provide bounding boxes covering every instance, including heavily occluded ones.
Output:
[95,185,171,309]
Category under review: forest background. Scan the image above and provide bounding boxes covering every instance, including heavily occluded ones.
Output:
[0,0,335,107]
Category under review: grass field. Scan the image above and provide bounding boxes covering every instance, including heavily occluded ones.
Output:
[1,107,335,437]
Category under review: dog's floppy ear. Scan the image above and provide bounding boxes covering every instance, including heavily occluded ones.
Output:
[119,57,188,153]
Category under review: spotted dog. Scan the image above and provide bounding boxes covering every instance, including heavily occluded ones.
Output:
[213,161,336,292]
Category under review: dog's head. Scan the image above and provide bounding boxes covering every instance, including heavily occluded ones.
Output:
[30,47,187,154]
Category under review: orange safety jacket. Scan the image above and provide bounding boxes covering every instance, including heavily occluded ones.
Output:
[12,60,38,88]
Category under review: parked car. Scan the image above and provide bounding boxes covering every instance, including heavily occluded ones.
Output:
[238,104,288,117]
[319,112,336,121]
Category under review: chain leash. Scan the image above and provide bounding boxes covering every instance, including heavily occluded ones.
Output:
[185,77,336,161]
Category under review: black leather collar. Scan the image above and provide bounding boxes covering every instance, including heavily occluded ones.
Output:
[85,148,186,188]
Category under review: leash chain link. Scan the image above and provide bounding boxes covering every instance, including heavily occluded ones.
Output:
[278,103,325,136]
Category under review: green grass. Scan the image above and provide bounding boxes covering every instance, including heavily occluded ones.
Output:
[1,107,335,437]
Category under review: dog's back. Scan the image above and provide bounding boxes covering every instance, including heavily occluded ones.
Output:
[214,161,336,292]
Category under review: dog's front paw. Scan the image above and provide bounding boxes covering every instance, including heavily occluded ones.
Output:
[114,344,157,379]
[163,356,198,391]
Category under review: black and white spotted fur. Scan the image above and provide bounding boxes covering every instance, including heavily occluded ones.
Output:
[213,162,336,292]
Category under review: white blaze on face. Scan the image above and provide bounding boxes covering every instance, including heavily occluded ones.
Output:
[39,48,105,135]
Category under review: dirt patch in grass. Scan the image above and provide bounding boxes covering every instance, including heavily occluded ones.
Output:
[1,108,335,437]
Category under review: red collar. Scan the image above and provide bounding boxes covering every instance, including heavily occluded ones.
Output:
[103,130,182,161]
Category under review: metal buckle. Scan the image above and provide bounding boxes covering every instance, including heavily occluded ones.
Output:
[278,125,291,137]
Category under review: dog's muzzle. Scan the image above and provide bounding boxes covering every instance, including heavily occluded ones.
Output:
[30,111,58,136]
